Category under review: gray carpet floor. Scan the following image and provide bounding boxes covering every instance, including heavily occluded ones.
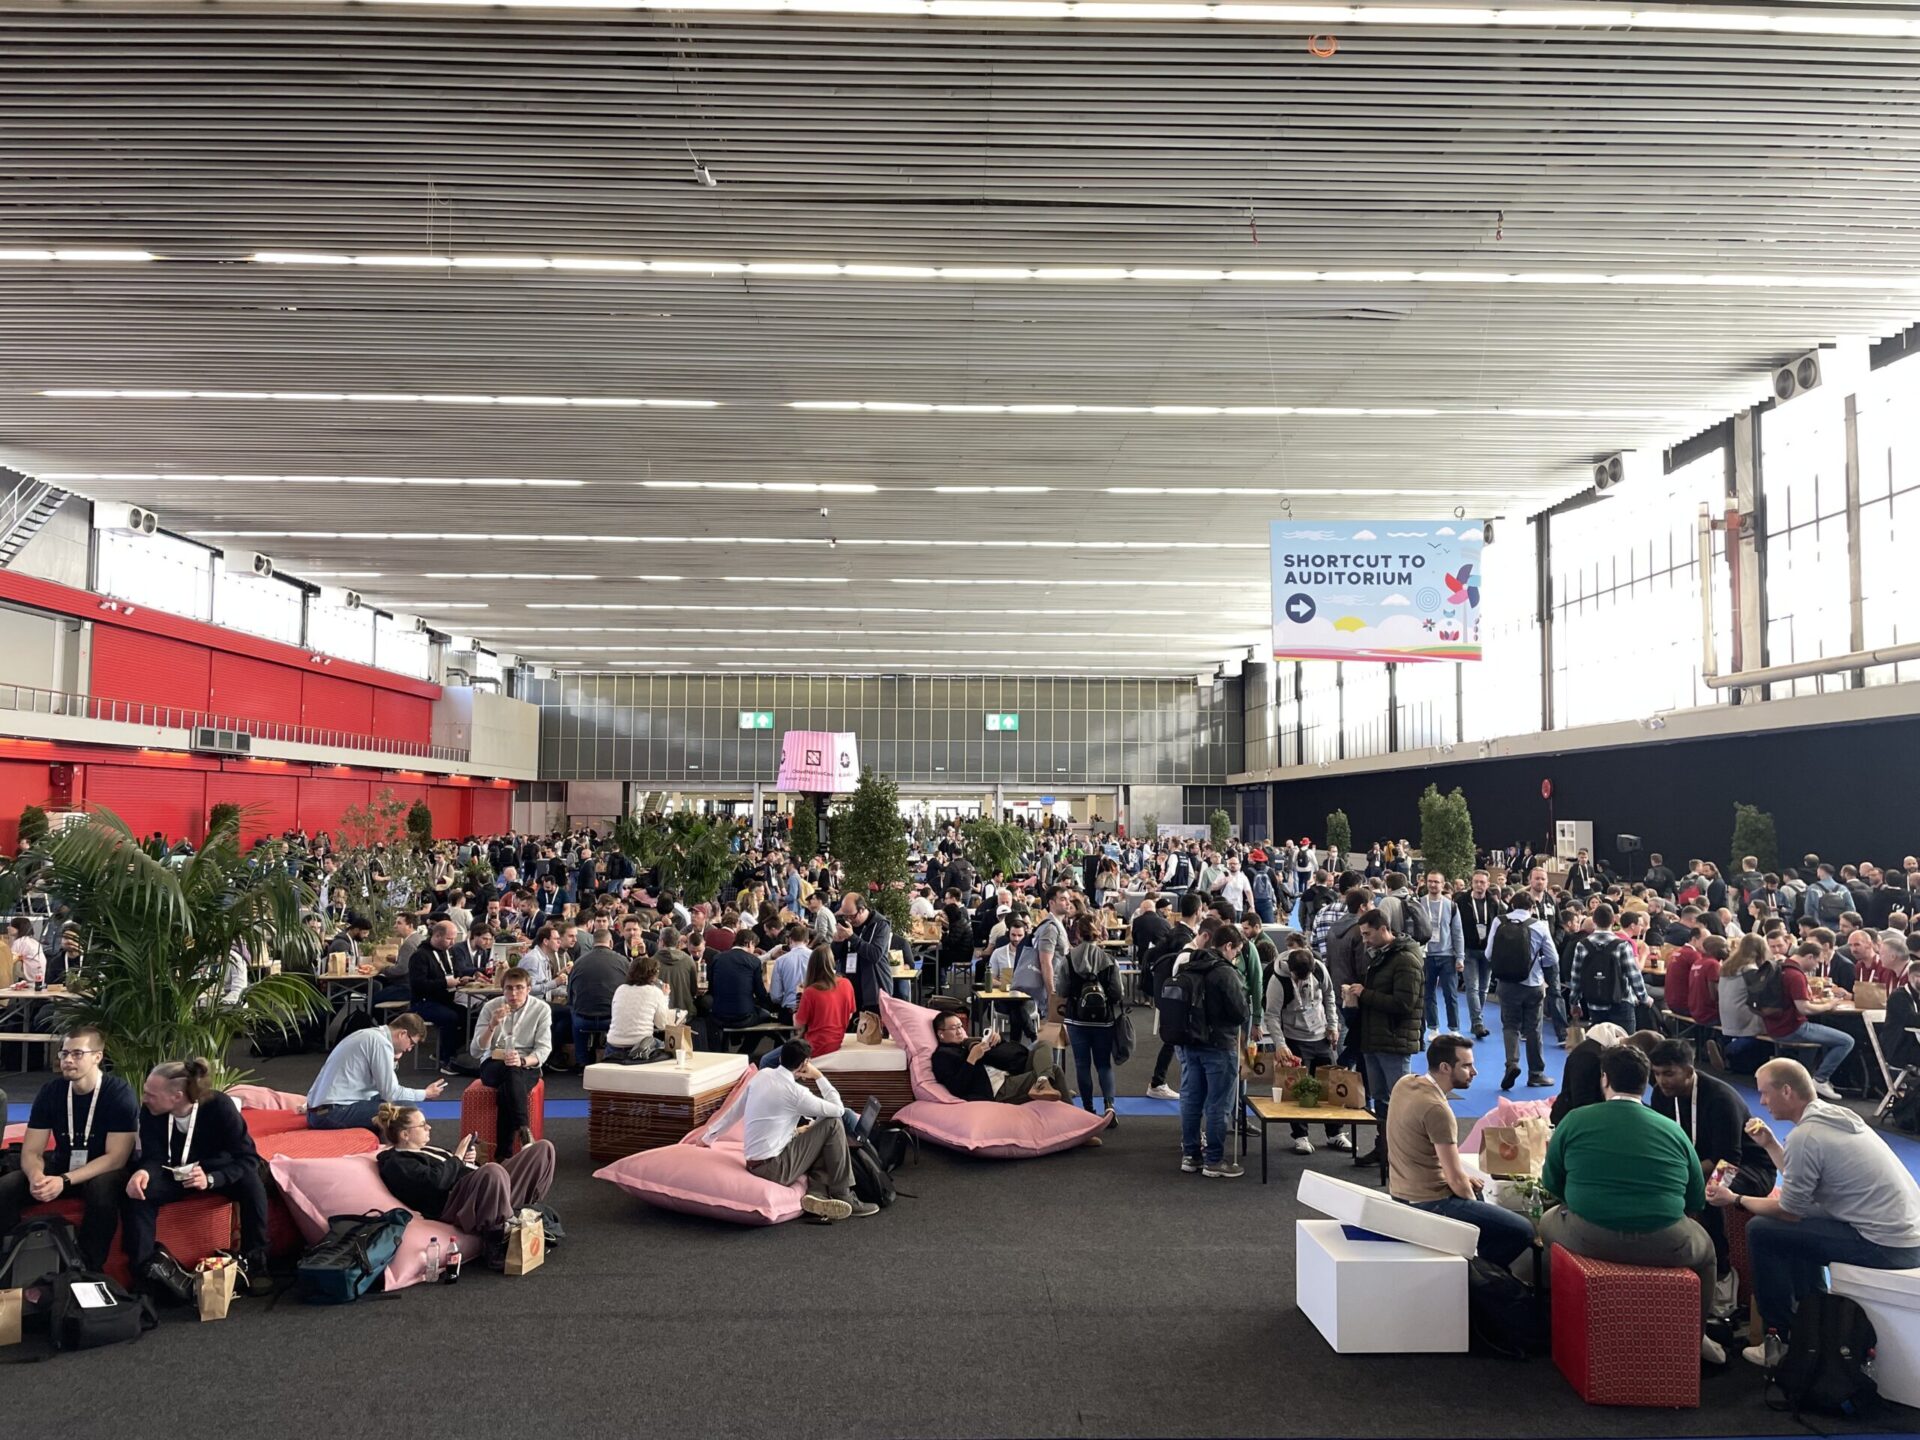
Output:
[4,1046,1915,1439]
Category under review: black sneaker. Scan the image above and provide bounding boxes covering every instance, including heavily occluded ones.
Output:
[1353,1148,1383,1168]
[240,1251,277,1297]
[1180,1155,1201,1173]
[1501,1066,1520,1091]
[1527,1073,1552,1087]
[1472,1025,1491,1039]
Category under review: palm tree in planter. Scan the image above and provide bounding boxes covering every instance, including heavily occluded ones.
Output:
[28,808,324,1088]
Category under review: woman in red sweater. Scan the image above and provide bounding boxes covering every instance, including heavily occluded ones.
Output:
[794,944,856,1057]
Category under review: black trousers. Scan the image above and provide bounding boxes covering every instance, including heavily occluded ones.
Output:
[478,1059,540,1156]
[122,1166,269,1266]
[0,1167,128,1271]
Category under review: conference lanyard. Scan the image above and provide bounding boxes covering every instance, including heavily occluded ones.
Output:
[67,1082,99,1154]
[169,1103,199,1167]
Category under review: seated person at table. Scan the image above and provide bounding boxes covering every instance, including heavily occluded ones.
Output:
[768,922,814,1019]
[0,1025,138,1270]
[517,924,575,1069]
[566,919,629,1055]
[984,913,1039,1045]
[652,925,701,1019]
[708,932,778,1053]
[1549,1021,1629,1127]
[790,944,857,1062]
[706,1039,879,1225]
[408,920,474,1073]
[320,913,372,971]
[1760,943,1855,1102]
[1708,1057,1920,1368]
[606,953,683,1062]
[374,1103,556,1268]
[1664,922,1706,1018]
[1387,1034,1533,1268]
[468,968,551,1160]
[929,1008,1071,1105]
[124,1058,273,1289]
[307,1013,445,1131]
[1539,1043,1724,1363]
[1648,1037,1776,1306]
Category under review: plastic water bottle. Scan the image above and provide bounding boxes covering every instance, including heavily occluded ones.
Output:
[424,1237,441,1283]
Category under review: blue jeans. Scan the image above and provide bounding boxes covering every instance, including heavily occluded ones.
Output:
[1424,954,1460,1032]
[1461,951,1491,1028]
[1779,1021,1855,1083]
[1067,1022,1116,1114]
[307,1098,385,1134]
[1408,1194,1535,1268]
[1725,1034,1772,1071]
[1177,1045,1237,1167]
[1362,1051,1410,1121]
[1749,1214,1920,1339]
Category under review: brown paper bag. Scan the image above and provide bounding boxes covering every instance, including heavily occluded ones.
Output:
[1035,1020,1066,1050]
[505,1208,546,1276]
[662,1022,693,1061]
[1850,981,1889,1010]
[855,1010,885,1045]
[1047,992,1072,1024]
[0,1287,20,1347]
[1480,1116,1551,1177]
[1318,1065,1365,1110]
[195,1257,238,1322]
[1271,1062,1308,1102]
[1565,1022,1587,1051]
[1241,1046,1277,1086]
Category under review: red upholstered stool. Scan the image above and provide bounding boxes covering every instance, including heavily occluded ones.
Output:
[28,1192,237,1288]
[461,1077,545,1162]
[248,1122,381,1258]
[1551,1244,1700,1408]
[241,1109,310,1141]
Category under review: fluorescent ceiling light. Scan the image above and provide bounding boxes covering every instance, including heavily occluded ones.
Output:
[720,575,850,583]
[794,399,1704,421]
[932,486,1054,494]
[640,480,879,493]
[40,388,718,408]
[44,471,582,488]
[890,578,1239,588]
[521,602,1261,617]
[0,248,154,262]
[194,528,1259,551]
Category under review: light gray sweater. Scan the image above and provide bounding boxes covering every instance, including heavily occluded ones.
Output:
[1780,1101,1920,1248]
[469,995,554,1066]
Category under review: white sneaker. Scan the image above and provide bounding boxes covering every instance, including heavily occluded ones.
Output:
[1146,1083,1179,1101]
[1743,1334,1785,1370]
[1700,1333,1726,1366]
[1815,1079,1843,1102]
[1291,1136,1315,1155]
[1328,1133,1354,1152]
[801,1194,852,1222]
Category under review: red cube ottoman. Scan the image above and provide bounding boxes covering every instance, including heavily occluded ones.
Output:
[460,1077,545,1162]
[1551,1244,1700,1408]
[26,1192,236,1288]
[247,1118,380,1258]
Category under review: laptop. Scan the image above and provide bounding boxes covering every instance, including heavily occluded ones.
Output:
[853,1095,882,1145]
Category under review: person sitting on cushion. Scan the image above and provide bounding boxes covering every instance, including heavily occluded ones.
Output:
[374,1103,555,1267]
[0,1025,138,1271]
[1549,1021,1630,1127]
[706,1038,878,1225]
[929,1009,1072,1106]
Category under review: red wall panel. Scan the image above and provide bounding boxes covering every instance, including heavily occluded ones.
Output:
[372,690,432,745]
[87,765,206,844]
[205,770,300,844]
[427,786,466,839]
[301,674,374,735]
[297,776,370,837]
[471,789,511,835]
[0,760,54,851]
[208,653,304,728]
[92,628,211,714]
[379,781,429,813]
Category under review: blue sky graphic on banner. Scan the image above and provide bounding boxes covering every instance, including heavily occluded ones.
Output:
[1269,519,1485,663]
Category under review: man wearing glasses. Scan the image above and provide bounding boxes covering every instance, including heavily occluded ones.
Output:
[0,1026,138,1269]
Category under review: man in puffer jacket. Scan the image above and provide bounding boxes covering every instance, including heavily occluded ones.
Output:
[1340,907,1425,1171]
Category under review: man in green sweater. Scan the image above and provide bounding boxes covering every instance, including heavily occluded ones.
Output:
[1539,1041,1724,1364]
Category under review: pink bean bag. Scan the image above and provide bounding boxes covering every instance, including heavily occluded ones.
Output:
[879,994,1107,1158]
[1460,1095,1556,1157]
[267,1152,482,1290]
[594,1071,808,1226]
[226,1084,308,1113]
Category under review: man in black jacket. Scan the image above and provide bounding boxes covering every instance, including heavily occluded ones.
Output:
[1643,853,1678,898]
[1173,929,1251,1178]
[1144,893,1201,1100]
[835,895,893,1014]
[125,1060,272,1286]
[409,920,472,1072]
[929,1010,1067,1103]
[567,919,628,1058]
[1649,1037,1777,1293]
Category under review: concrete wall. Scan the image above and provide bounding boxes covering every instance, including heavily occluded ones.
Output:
[0,601,81,694]
[431,686,539,780]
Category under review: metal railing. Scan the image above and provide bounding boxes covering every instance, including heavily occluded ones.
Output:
[0,681,470,762]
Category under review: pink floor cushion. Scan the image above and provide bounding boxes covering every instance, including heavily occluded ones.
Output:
[226,1084,308,1113]
[595,1134,807,1226]
[878,992,963,1104]
[267,1152,481,1290]
[1460,1095,1556,1157]
[895,1097,1107,1159]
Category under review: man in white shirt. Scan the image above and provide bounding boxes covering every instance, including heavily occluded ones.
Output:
[1218,858,1255,918]
[707,1039,879,1223]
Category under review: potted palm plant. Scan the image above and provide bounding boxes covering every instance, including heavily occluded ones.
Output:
[26,807,323,1088]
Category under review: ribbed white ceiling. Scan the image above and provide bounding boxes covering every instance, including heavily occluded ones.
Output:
[3,0,1919,674]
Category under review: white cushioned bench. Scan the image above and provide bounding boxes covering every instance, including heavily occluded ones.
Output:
[1830,1263,1920,1409]
[813,1037,913,1120]
[583,1053,749,1163]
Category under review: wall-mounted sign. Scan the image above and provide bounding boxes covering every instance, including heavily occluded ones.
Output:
[985,712,1020,732]
[737,710,775,730]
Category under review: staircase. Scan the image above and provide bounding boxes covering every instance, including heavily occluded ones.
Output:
[0,476,70,568]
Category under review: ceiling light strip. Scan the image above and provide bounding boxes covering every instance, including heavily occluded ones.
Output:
[39,388,717,408]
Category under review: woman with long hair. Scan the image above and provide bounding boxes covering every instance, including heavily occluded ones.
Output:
[793,943,856,1058]
[374,1103,555,1267]
[607,952,683,1062]
[1716,932,1773,1071]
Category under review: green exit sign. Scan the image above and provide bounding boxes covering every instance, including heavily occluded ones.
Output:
[737,710,774,730]
[985,712,1020,732]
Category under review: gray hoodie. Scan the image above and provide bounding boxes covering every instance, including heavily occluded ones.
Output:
[1780,1101,1920,1249]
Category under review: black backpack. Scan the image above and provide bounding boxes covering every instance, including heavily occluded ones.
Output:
[1815,882,1851,923]
[1577,935,1629,1008]
[1156,951,1219,1047]
[49,1272,157,1352]
[1767,1291,1878,1418]
[1489,921,1537,985]
[1744,960,1789,1016]
[0,1216,85,1295]
[849,1136,896,1208]
[324,1000,376,1051]
[869,1124,918,1173]
[296,1208,411,1304]
[1467,1257,1551,1359]
[1068,947,1115,1025]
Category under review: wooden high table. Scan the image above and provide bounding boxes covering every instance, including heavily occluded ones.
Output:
[0,984,76,1071]
[1244,1095,1381,1185]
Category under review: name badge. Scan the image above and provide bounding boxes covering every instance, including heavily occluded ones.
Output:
[68,1147,89,1168]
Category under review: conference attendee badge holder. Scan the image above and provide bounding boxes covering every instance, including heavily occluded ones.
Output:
[505,1208,545,1276]
[194,1255,239,1322]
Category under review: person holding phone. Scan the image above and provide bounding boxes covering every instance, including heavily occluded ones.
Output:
[373,1103,555,1258]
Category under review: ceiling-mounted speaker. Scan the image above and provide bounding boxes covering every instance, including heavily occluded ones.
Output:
[91,503,158,535]
[1773,351,1823,403]
[319,584,363,610]
[224,550,273,580]
[1592,453,1626,492]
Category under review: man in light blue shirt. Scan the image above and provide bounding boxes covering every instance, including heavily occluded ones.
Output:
[306,1015,444,1133]
[769,924,813,1017]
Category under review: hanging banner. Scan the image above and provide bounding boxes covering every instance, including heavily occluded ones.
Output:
[775,730,861,793]
[1269,519,1484,663]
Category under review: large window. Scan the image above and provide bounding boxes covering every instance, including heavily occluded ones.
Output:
[1461,517,1543,742]
[95,529,213,621]
[375,613,431,680]
[308,597,375,665]
[1395,659,1456,750]
[1852,360,1920,686]
[1339,664,1391,760]
[1761,388,1853,698]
